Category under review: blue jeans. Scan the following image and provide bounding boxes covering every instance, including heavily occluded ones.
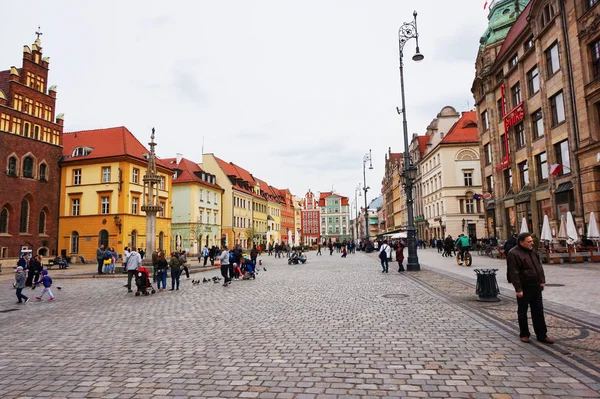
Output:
[157,269,167,289]
[171,270,181,290]
[16,288,28,303]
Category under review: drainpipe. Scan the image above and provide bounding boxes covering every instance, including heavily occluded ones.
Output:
[560,0,586,228]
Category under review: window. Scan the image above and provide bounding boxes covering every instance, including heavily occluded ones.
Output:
[504,168,513,192]
[34,103,43,118]
[214,192,218,205]
[12,117,21,134]
[527,66,540,95]
[531,109,544,139]
[486,175,493,191]
[0,207,8,233]
[536,152,548,183]
[33,125,40,140]
[465,199,475,214]
[524,35,534,51]
[7,156,17,176]
[545,42,559,77]
[22,156,34,178]
[496,69,504,84]
[19,199,29,233]
[481,110,489,130]
[554,140,571,176]
[132,197,139,214]
[131,231,137,249]
[550,91,565,126]
[101,197,110,214]
[102,167,111,183]
[541,3,555,27]
[38,211,46,234]
[591,39,600,80]
[464,171,473,187]
[511,82,522,107]
[23,123,30,137]
[12,94,23,111]
[72,169,82,185]
[159,176,165,190]
[497,98,504,118]
[519,161,530,187]
[589,0,599,9]
[515,123,525,149]
[72,199,80,216]
[508,54,518,69]
[500,134,510,158]
[39,164,47,181]
[24,98,33,114]
[71,231,79,254]
[133,168,139,184]
[199,190,204,201]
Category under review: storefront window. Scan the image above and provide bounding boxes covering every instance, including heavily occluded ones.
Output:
[516,202,532,234]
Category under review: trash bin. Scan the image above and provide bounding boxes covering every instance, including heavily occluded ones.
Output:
[474,269,500,302]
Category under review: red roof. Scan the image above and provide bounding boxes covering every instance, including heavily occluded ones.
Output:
[0,69,12,98]
[494,2,532,65]
[417,136,430,156]
[62,126,172,170]
[214,156,261,198]
[317,192,349,207]
[440,111,479,144]
[163,157,222,190]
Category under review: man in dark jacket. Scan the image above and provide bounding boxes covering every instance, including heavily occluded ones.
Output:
[506,232,553,344]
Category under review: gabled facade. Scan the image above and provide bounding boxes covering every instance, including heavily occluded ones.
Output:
[58,127,173,259]
[381,149,403,234]
[278,188,296,245]
[0,37,64,260]
[300,190,320,245]
[318,192,351,242]
[165,155,223,255]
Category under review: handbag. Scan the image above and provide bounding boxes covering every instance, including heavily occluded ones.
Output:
[103,259,111,265]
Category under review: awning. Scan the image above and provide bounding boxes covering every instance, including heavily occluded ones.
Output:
[390,232,407,239]
[515,194,531,204]
[555,181,573,194]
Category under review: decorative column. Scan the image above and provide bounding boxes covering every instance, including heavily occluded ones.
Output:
[141,128,163,274]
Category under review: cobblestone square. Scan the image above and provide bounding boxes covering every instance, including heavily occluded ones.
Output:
[0,252,598,398]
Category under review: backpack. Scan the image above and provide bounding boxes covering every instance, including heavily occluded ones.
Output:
[379,245,388,260]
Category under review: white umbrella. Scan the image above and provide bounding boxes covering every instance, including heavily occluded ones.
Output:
[540,215,552,241]
[587,212,600,240]
[519,217,529,234]
[557,214,568,240]
[566,211,579,245]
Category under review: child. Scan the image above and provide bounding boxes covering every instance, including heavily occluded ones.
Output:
[341,248,347,258]
[34,270,55,301]
[14,266,29,304]
[232,262,242,280]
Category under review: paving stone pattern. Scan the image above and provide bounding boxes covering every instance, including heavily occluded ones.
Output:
[0,252,598,398]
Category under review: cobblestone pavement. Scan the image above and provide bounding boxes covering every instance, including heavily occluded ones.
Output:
[0,252,599,398]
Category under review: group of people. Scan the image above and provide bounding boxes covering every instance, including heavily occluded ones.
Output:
[315,240,356,256]
[218,244,257,286]
[377,239,405,273]
[13,253,56,303]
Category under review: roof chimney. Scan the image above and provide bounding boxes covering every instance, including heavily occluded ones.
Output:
[176,153,183,165]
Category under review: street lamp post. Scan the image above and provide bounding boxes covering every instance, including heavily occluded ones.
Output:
[397,11,424,271]
[363,150,373,242]
[354,183,362,242]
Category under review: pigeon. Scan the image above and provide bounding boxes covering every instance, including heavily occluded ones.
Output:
[202,278,208,283]
[263,267,267,271]
[57,286,62,290]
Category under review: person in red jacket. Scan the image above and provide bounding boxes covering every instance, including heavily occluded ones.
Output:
[396,241,405,272]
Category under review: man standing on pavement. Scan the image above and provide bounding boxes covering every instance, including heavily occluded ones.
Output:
[219,245,231,286]
[507,232,553,344]
[202,245,209,266]
[96,244,105,275]
[124,247,142,293]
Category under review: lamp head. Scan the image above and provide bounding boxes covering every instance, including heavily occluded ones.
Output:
[369,165,373,170]
[412,47,424,62]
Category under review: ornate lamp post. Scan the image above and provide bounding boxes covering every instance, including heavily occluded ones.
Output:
[363,150,373,242]
[354,183,362,242]
[397,11,424,271]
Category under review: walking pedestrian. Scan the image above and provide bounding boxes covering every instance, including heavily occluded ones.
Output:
[169,252,182,291]
[34,270,55,301]
[96,244,105,275]
[507,232,553,344]
[396,241,405,272]
[14,266,29,304]
[124,248,142,293]
[379,240,391,273]
[219,245,231,286]
[26,254,42,288]
[156,252,168,291]
[316,243,322,255]
[202,245,209,266]
[180,251,189,278]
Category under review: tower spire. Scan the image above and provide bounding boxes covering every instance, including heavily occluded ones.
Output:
[35,26,43,40]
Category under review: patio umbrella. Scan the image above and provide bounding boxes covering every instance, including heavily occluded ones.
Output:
[540,215,552,241]
[519,217,529,234]
[587,212,600,240]
[566,211,579,245]
[557,214,567,240]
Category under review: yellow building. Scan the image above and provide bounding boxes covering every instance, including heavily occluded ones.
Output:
[58,127,172,261]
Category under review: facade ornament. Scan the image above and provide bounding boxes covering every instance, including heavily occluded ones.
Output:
[579,12,600,40]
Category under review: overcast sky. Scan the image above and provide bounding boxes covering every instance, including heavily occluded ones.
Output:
[2,1,488,211]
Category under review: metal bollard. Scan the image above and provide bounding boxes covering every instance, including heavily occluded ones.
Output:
[474,269,500,302]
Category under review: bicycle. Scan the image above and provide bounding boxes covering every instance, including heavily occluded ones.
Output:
[456,246,472,267]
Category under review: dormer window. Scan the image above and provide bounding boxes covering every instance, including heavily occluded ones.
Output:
[72,146,92,157]
[540,3,555,27]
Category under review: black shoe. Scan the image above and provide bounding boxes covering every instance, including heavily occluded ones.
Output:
[123,285,128,287]
[127,290,133,293]
[169,289,174,291]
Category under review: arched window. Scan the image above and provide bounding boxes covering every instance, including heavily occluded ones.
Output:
[131,230,137,249]
[19,199,29,233]
[39,164,47,181]
[0,207,8,233]
[22,156,34,178]
[99,229,109,249]
[71,231,79,253]
[158,231,164,251]
[33,126,40,140]
[38,210,46,234]
[23,123,30,138]
[7,156,17,176]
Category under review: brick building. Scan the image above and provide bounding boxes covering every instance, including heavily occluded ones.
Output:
[472,0,600,239]
[0,37,64,260]
[299,190,320,245]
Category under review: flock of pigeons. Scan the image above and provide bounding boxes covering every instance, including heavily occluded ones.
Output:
[190,267,267,285]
